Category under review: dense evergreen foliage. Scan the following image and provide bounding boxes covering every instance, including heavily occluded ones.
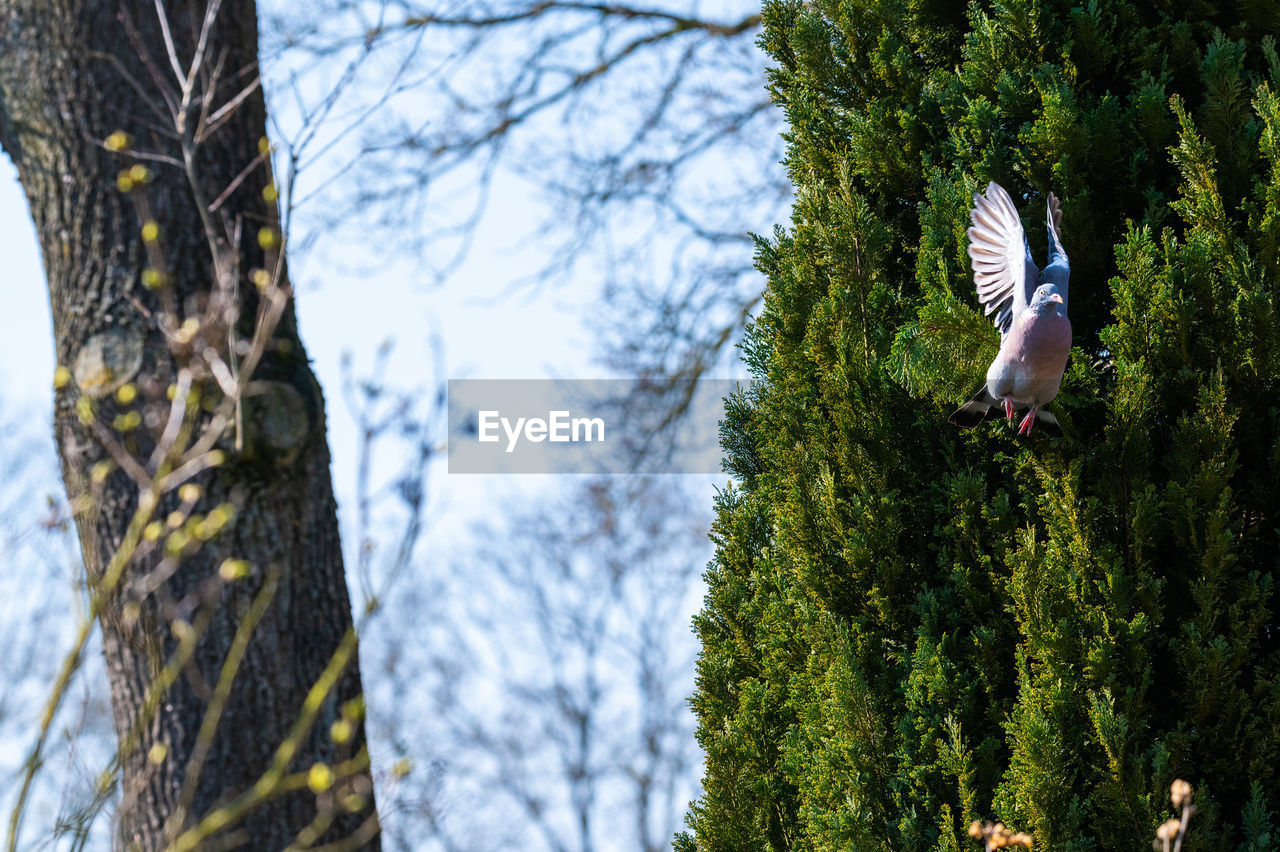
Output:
[681,2,1280,850]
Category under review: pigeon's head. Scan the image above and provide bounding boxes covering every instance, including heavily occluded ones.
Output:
[1030,284,1065,316]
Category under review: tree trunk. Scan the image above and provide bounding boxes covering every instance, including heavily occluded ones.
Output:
[0,2,378,849]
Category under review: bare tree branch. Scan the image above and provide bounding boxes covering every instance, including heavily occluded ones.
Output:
[263,0,786,393]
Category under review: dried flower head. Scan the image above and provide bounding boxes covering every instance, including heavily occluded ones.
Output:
[1170,779,1192,809]
[1156,818,1181,841]
[969,819,1034,849]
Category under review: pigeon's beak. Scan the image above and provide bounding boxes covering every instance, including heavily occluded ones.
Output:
[1049,293,1063,304]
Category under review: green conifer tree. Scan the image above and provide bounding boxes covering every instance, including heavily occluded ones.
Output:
[682,3,1280,850]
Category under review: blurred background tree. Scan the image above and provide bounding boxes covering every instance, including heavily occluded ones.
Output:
[683,1,1280,850]
[263,0,786,390]
[253,3,785,849]
[368,477,708,852]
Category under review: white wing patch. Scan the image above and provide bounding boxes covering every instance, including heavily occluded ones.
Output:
[966,183,1034,339]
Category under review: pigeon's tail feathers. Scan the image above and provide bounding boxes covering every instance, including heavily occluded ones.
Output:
[949,387,996,428]
[1035,408,1063,437]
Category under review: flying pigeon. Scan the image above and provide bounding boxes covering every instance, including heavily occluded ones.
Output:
[949,182,1071,435]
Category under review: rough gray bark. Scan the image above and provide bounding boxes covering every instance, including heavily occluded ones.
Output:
[0,1,378,849]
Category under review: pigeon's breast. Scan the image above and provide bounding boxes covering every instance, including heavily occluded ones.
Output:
[1007,312,1072,402]
[1010,313,1071,362]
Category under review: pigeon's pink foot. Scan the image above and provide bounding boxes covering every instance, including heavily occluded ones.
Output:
[1003,397,1015,420]
[1018,408,1037,435]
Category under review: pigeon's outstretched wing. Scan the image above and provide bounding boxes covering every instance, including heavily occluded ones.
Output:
[1043,192,1069,315]
[966,182,1036,339]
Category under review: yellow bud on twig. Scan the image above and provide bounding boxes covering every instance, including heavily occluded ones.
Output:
[112,411,140,431]
[258,227,279,250]
[175,317,200,344]
[218,559,252,581]
[307,763,335,794]
[104,131,132,152]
